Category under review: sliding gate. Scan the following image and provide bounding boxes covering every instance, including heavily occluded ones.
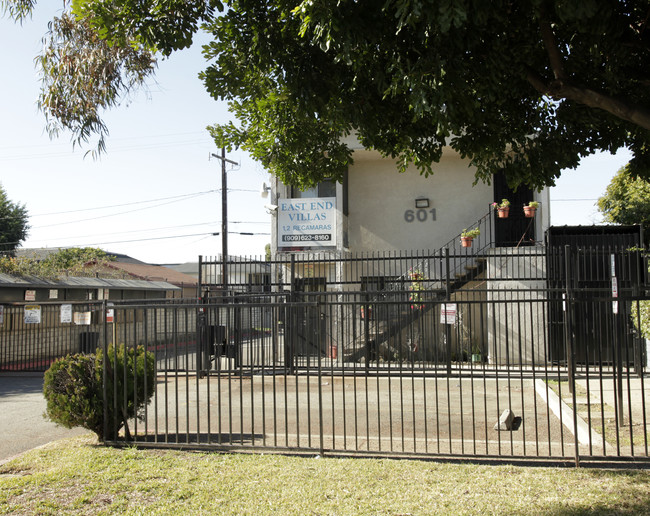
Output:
[103,284,650,464]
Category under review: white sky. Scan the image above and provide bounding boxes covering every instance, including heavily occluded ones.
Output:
[0,7,631,265]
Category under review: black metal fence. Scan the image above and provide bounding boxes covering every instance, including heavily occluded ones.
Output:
[2,247,649,463]
[0,301,106,371]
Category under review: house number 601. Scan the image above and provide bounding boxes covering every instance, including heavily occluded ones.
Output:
[404,208,436,223]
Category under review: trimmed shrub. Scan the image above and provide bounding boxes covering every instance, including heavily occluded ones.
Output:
[43,353,103,436]
[99,344,155,440]
[43,344,155,440]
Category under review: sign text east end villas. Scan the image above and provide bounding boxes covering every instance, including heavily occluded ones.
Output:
[278,197,336,247]
[280,199,334,221]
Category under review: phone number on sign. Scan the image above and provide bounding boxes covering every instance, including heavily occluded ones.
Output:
[281,234,332,242]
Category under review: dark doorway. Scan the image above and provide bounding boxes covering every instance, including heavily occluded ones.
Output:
[493,172,536,246]
[293,277,327,356]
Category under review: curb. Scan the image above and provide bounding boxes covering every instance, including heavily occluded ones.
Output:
[534,378,603,447]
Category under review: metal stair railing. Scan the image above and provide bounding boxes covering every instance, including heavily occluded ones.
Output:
[346,208,496,362]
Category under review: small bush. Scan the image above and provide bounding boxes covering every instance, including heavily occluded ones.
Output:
[43,344,155,440]
[632,300,650,340]
[43,353,102,435]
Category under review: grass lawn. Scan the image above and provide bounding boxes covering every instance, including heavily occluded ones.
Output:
[1,435,650,515]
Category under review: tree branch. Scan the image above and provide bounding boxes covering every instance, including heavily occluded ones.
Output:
[530,5,650,130]
[527,69,650,131]
[538,4,567,81]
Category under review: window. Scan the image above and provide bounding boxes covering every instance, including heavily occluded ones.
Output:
[292,179,336,199]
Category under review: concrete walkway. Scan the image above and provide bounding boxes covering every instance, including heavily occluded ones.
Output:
[0,374,88,464]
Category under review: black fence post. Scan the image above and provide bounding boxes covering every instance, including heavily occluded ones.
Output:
[564,245,580,466]
[364,293,371,370]
[445,247,452,376]
[317,297,325,456]
[564,246,575,395]
[285,255,296,374]
[101,299,108,443]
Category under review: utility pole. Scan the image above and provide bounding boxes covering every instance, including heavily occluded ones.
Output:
[211,149,238,293]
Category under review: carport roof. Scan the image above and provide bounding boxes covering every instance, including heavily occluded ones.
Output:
[0,273,180,291]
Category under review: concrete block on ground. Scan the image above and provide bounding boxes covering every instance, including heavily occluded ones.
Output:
[494,409,515,431]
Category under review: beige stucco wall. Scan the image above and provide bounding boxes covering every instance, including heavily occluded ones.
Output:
[271,142,551,256]
[486,246,548,365]
[346,148,493,252]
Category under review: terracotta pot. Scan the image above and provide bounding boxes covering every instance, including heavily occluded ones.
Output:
[524,206,537,218]
[461,236,473,248]
[497,207,509,218]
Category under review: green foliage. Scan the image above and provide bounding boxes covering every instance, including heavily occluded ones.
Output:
[597,164,650,243]
[631,300,650,340]
[461,228,480,239]
[0,247,115,278]
[37,12,156,157]
[0,183,29,255]
[43,344,155,440]
[99,343,155,440]
[492,199,510,209]
[201,0,650,189]
[408,268,427,309]
[0,0,35,22]
[9,1,650,188]
[42,247,113,270]
[42,353,102,436]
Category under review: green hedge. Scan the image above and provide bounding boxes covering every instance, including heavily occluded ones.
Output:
[43,344,155,440]
[632,300,650,340]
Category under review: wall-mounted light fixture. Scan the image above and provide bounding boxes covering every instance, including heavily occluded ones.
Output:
[261,182,272,198]
[415,197,430,209]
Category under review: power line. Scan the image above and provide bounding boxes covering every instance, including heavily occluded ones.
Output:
[0,133,215,162]
[27,220,271,242]
[31,190,218,217]
[73,231,270,246]
[0,131,210,153]
[34,192,213,228]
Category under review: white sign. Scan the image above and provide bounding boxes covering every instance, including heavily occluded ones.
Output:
[49,289,59,300]
[610,254,616,277]
[612,276,619,314]
[278,197,336,248]
[24,305,41,324]
[0,305,4,325]
[440,303,457,325]
[24,290,36,302]
[60,304,72,324]
[74,311,92,325]
[106,308,114,323]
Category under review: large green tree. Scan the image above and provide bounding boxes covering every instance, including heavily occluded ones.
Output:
[5,0,650,189]
[597,164,650,242]
[0,183,29,254]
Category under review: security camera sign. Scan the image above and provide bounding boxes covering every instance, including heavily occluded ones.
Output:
[278,197,336,248]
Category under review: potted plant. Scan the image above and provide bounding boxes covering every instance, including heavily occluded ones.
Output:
[524,201,539,218]
[492,198,511,218]
[471,344,482,363]
[460,228,480,247]
[408,268,426,309]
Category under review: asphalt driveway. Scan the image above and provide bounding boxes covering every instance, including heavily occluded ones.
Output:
[0,374,88,464]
